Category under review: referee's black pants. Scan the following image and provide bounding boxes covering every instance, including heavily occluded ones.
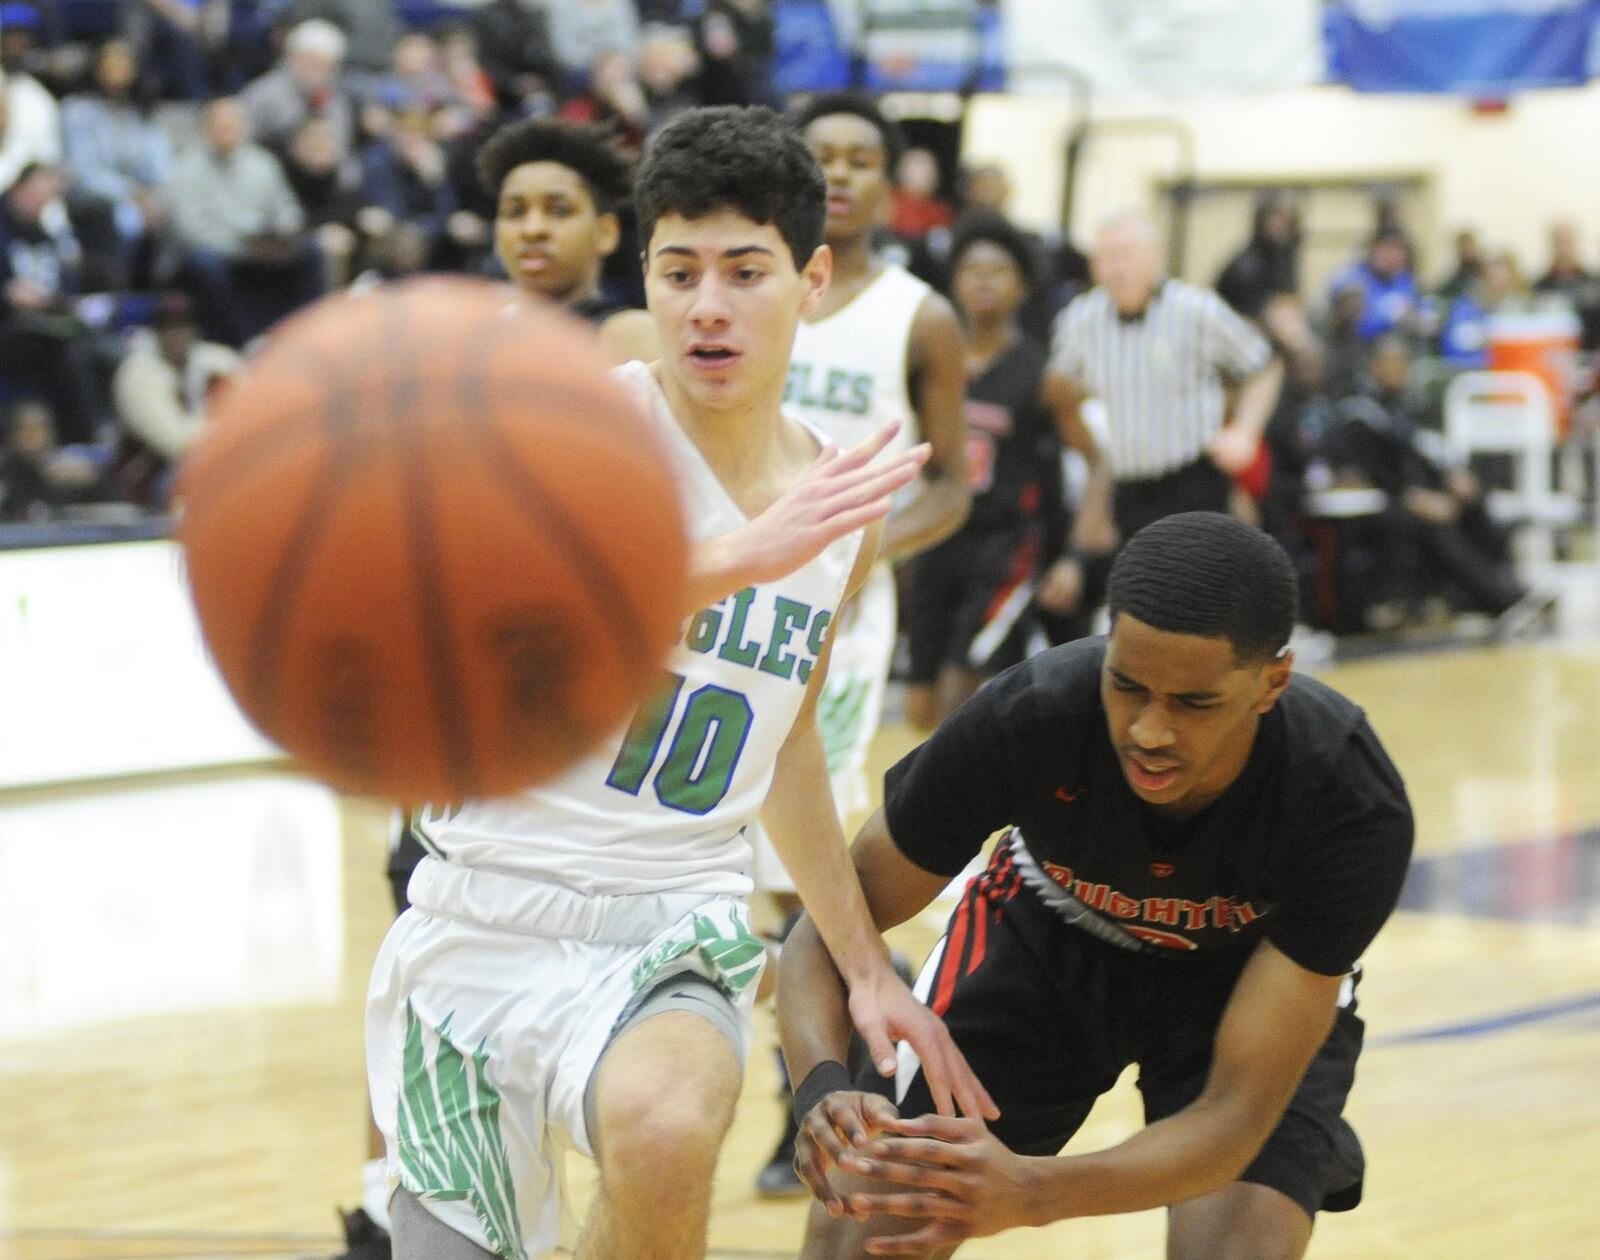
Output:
[1113,456,1232,541]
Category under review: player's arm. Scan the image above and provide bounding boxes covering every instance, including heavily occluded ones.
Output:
[595,308,660,366]
[842,939,1342,1252]
[1208,295,1284,475]
[1041,367,1115,556]
[683,422,930,612]
[775,805,965,1212]
[762,530,994,1130]
[879,292,970,562]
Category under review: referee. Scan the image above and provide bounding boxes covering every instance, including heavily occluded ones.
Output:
[1051,211,1284,543]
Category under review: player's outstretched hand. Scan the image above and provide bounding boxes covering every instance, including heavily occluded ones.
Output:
[847,967,998,1124]
[794,1089,901,1214]
[838,1114,1045,1255]
[735,421,931,588]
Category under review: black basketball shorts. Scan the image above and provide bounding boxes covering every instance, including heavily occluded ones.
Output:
[903,526,1038,684]
[858,848,1366,1219]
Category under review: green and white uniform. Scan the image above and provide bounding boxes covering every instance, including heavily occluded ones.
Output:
[366,360,861,1260]
[752,263,931,889]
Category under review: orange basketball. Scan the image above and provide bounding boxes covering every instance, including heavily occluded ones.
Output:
[176,276,687,802]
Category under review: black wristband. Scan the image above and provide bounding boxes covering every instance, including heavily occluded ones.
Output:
[791,1059,852,1127]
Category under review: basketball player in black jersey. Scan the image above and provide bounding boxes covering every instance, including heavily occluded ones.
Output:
[903,217,1114,731]
[780,513,1414,1260]
[478,116,658,363]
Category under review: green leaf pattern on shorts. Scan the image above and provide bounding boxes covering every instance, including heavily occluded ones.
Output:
[397,1002,526,1260]
[816,672,871,774]
[630,901,766,999]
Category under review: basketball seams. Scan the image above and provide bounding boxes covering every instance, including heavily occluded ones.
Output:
[385,288,485,799]
[241,367,365,737]
[453,316,661,685]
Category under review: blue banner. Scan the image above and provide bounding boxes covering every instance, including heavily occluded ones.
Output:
[1326,1,1600,94]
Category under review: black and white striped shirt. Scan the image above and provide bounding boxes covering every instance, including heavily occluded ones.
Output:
[1051,279,1271,479]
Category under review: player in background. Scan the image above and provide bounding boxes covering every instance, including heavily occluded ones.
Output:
[480,116,658,363]
[749,92,972,1196]
[366,106,995,1260]
[902,215,1114,732]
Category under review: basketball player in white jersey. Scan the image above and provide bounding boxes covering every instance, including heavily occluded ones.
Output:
[338,121,671,1260]
[749,92,971,1194]
[365,107,995,1260]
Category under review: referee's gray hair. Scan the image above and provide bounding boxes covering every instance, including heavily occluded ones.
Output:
[1095,210,1162,249]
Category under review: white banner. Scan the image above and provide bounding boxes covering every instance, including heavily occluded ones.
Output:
[1000,0,1325,103]
[0,540,283,789]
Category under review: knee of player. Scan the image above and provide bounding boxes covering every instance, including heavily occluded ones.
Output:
[595,1076,738,1180]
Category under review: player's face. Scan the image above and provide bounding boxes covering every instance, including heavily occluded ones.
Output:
[495,161,619,303]
[953,241,1025,324]
[1101,613,1292,817]
[804,113,890,243]
[645,209,830,411]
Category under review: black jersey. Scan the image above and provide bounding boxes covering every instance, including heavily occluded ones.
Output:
[963,337,1056,533]
[883,638,1413,977]
[570,294,633,326]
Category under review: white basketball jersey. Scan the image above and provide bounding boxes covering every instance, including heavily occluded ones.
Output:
[784,263,931,454]
[416,361,862,899]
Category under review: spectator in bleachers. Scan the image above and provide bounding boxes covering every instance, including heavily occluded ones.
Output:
[1534,219,1600,350]
[279,0,402,84]
[1322,333,1527,622]
[0,13,63,196]
[635,24,699,125]
[1216,190,1300,321]
[957,160,1009,218]
[61,39,172,274]
[0,162,114,444]
[1326,227,1420,342]
[547,0,638,83]
[888,147,952,243]
[371,31,458,115]
[1436,225,1484,301]
[281,114,365,285]
[1438,248,1532,368]
[0,394,112,520]
[555,48,647,147]
[693,0,776,107]
[468,0,560,111]
[122,0,225,100]
[435,25,497,121]
[167,96,324,344]
[110,289,239,507]
[357,106,456,264]
[1321,279,1370,399]
[240,17,358,164]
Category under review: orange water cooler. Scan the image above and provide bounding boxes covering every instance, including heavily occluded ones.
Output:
[1486,307,1582,436]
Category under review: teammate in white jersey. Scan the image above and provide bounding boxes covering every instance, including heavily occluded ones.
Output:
[749,92,972,1195]
[365,106,995,1260]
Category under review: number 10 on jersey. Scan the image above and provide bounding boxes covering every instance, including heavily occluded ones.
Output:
[605,672,753,815]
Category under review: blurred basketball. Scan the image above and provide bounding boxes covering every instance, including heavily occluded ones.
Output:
[176,276,687,802]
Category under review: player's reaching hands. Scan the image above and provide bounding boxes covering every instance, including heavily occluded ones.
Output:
[689,421,930,608]
[794,1090,902,1213]
[836,1114,1047,1255]
[847,965,998,1125]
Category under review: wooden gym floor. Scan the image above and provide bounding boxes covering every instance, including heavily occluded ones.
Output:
[3,625,1599,1259]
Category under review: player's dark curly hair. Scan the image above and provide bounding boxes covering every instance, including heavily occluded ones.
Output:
[634,106,826,269]
[790,91,906,170]
[1107,512,1298,664]
[476,117,635,216]
[949,214,1037,291]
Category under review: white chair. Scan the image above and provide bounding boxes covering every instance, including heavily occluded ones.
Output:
[1442,370,1584,579]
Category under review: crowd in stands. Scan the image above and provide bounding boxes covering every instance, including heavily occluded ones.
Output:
[2,0,1597,639]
